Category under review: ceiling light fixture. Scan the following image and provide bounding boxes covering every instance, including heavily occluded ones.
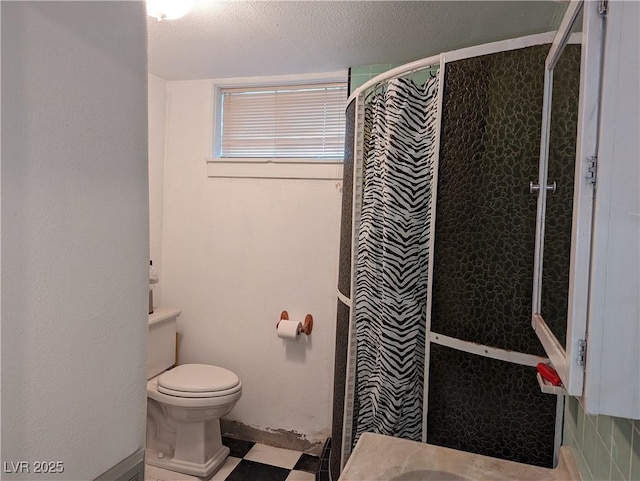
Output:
[146,0,193,21]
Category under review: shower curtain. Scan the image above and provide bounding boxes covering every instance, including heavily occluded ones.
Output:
[353,75,439,444]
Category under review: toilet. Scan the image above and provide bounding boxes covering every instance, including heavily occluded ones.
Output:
[146,307,242,478]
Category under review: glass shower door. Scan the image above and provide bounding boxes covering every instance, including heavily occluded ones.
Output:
[531,0,604,396]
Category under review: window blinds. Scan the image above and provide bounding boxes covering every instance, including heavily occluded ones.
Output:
[220,83,347,160]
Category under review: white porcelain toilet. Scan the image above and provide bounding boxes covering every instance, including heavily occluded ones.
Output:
[146,307,242,478]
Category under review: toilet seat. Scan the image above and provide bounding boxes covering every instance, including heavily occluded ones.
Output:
[157,364,241,398]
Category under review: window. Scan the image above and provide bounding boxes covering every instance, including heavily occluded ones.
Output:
[219,83,347,160]
[208,71,348,179]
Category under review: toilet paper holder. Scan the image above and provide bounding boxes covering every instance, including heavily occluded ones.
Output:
[277,310,313,335]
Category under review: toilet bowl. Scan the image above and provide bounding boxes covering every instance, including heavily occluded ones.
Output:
[146,308,242,478]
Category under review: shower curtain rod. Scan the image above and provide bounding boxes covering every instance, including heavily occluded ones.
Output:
[347,54,441,105]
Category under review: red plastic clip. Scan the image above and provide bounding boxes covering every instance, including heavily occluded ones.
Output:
[537,363,562,386]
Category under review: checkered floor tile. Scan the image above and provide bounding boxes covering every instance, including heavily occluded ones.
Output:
[145,436,319,481]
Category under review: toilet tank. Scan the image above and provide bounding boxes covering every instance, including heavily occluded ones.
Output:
[147,307,181,379]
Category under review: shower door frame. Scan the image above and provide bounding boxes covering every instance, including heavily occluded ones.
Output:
[342,31,570,470]
[531,0,604,397]
[422,31,569,465]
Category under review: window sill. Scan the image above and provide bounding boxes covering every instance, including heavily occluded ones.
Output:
[205,159,344,180]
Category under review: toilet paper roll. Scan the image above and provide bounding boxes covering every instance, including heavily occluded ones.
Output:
[277,320,302,340]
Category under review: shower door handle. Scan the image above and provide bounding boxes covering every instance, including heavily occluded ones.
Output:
[529,181,557,194]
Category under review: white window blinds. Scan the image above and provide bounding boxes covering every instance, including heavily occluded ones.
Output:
[220,83,347,160]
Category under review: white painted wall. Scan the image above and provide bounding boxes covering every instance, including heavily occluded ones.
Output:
[159,79,341,444]
[1,3,148,479]
[149,74,168,307]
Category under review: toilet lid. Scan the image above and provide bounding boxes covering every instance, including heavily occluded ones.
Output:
[158,364,240,397]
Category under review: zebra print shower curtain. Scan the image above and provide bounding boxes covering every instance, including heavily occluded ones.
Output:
[353,75,439,444]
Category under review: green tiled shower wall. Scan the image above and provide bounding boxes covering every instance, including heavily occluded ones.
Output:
[350,63,444,96]
[349,64,400,94]
[564,396,640,480]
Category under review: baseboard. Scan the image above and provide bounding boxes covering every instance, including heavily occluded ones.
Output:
[221,419,325,456]
[93,449,145,481]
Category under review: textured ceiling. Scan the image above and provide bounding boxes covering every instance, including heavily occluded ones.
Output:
[147,1,563,81]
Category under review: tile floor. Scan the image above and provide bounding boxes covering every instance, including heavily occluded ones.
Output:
[145,436,319,481]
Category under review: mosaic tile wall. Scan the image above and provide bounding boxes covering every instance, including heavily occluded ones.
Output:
[564,397,640,481]
[349,64,400,95]
[428,44,578,468]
